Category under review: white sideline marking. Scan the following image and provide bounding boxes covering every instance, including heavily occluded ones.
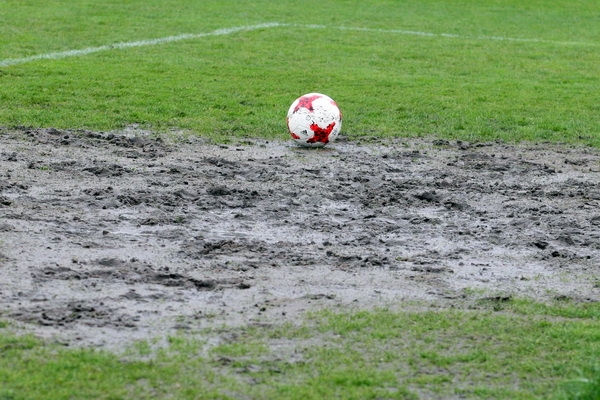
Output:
[0,22,283,67]
[1,21,596,67]
[291,23,599,46]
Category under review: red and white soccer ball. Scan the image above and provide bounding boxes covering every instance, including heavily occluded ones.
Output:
[286,93,342,147]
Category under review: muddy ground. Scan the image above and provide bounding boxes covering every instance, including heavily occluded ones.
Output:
[0,127,599,350]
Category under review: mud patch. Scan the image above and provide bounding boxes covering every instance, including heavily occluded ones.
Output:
[1,127,599,349]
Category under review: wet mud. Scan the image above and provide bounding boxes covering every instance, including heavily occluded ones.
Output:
[0,127,599,349]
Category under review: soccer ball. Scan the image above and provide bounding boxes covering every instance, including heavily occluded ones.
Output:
[286,93,342,147]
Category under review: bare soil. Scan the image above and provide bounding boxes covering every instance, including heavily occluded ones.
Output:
[1,127,599,349]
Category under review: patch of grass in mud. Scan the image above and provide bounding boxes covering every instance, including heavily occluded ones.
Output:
[1,300,599,399]
[558,364,600,400]
[0,332,232,399]
[297,302,600,399]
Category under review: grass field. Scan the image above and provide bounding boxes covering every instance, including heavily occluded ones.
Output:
[1,1,600,398]
[1,0,600,145]
[1,300,600,399]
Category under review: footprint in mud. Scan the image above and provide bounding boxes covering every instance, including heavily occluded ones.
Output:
[34,258,250,291]
[11,301,138,328]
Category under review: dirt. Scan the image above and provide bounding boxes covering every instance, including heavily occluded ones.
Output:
[1,127,599,350]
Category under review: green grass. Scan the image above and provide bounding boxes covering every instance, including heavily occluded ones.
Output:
[1,298,599,399]
[559,364,600,400]
[1,0,599,145]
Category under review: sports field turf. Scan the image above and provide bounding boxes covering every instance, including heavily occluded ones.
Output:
[1,0,599,145]
[1,1,599,399]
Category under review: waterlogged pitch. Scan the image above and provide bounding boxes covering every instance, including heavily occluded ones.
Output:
[1,1,599,398]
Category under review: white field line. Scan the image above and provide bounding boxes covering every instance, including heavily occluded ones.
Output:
[0,22,283,67]
[292,23,600,46]
[1,21,597,67]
